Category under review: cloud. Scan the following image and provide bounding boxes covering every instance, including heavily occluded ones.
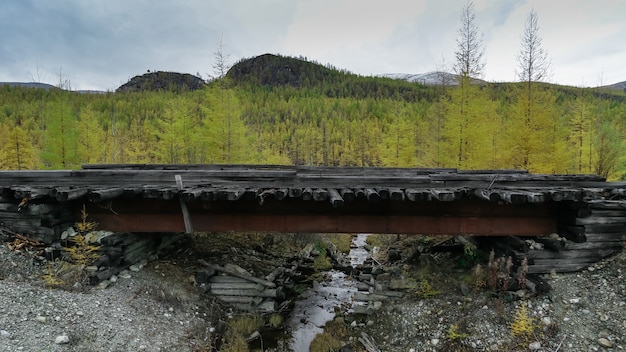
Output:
[0,0,624,89]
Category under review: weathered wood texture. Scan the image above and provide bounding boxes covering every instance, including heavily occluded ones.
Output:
[483,200,626,274]
[1,165,625,270]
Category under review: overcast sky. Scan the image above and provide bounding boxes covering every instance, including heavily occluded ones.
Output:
[1,0,624,91]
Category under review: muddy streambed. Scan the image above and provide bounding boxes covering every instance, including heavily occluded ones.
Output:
[287,234,371,351]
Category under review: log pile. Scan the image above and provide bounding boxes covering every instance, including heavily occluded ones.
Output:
[0,193,73,244]
[478,200,626,275]
[84,232,183,284]
[350,263,405,315]
[196,260,287,313]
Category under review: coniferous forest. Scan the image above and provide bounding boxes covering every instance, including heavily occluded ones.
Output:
[1,54,626,179]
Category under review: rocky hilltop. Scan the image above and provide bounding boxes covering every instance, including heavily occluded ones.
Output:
[116,71,205,93]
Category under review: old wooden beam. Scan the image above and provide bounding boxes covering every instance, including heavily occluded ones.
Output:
[87,211,557,236]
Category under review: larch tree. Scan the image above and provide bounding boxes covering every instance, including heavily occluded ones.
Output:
[508,9,564,172]
[450,0,486,167]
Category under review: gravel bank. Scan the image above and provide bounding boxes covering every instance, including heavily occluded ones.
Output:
[0,235,624,352]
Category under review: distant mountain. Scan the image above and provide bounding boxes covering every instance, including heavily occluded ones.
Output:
[600,81,626,92]
[227,53,343,88]
[0,82,58,90]
[0,82,107,94]
[116,71,206,93]
[380,71,488,86]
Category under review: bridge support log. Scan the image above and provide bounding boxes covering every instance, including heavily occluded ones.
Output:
[82,198,558,236]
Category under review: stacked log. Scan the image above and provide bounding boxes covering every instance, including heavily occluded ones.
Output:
[480,200,626,275]
[350,263,405,315]
[76,231,182,284]
[0,193,73,244]
[196,260,288,313]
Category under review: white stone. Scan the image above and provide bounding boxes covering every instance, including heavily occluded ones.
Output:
[569,298,580,304]
[35,316,46,323]
[541,317,551,326]
[529,341,542,350]
[0,330,10,337]
[55,335,70,344]
[61,227,76,240]
[129,264,142,272]
[119,271,132,279]
[430,338,440,346]
[597,337,613,348]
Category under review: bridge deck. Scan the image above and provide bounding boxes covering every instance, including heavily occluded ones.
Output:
[1,164,625,241]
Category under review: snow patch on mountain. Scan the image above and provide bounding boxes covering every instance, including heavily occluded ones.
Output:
[380,71,460,85]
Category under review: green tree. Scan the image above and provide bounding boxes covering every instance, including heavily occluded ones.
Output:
[77,106,108,164]
[41,100,79,169]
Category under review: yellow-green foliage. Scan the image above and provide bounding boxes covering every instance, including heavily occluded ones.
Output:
[447,324,468,340]
[472,264,486,290]
[65,205,101,266]
[220,335,249,352]
[221,314,264,352]
[313,249,333,271]
[323,234,352,254]
[309,332,343,352]
[268,314,283,328]
[41,262,65,288]
[408,277,440,298]
[227,314,264,338]
[510,301,539,343]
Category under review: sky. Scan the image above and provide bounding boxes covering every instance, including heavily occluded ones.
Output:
[1,0,625,91]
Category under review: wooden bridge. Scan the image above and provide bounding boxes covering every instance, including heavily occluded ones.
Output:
[1,164,625,273]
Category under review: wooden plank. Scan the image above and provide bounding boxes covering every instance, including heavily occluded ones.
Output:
[327,189,344,208]
[575,217,626,225]
[405,189,431,202]
[89,187,125,202]
[584,233,626,242]
[175,175,193,234]
[473,189,501,202]
[430,189,456,202]
[312,188,329,202]
[376,188,390,200]
[54,187,90,202]
[365,189,380,202]
[339,188,356,202]
[87,212,558,236]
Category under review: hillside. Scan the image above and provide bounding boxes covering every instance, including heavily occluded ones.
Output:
[227,53,342,88]
[1,53,626,179]
[116,71,206,93]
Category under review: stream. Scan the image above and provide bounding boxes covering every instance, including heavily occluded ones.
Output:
[287,234,371,352]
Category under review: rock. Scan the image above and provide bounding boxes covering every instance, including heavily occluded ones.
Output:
[430,338,440,346]
[61,227,76,239]
[35,316,46,323]
[1,330,10,337]
[387,249,401,262]
[96,280,110,289]
[529,341,542,350]
[541,316,552,326]
[129,264,142,272]
[597,338,613,348]
[459,282,470,296]
[119,270,132,279]
[55,335,70,344]
[569,298,580,304]
[389,279,407,290]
